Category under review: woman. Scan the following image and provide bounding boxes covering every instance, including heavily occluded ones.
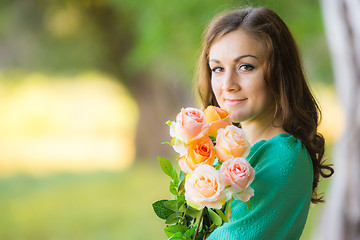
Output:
[196,7,334,239]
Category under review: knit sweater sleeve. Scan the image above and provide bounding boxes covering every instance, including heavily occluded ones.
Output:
[207,133,313,240]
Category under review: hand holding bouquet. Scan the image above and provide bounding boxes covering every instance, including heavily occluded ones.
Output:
[153,106,255,239]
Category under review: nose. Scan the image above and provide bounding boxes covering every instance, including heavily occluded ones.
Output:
[222,69,240,92]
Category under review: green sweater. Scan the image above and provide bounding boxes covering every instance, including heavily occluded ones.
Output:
[207,133,313,240]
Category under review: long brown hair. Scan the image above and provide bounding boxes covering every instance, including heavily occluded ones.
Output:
[196,7,334,204]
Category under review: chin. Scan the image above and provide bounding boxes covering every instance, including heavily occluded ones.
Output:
[229,113,245,123]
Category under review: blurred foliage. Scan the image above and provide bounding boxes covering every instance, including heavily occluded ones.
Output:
[0,163,168,239]
[0,0,333,88]
[0,0,335,159]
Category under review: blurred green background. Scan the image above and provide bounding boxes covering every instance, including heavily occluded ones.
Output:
[0,0,343,239]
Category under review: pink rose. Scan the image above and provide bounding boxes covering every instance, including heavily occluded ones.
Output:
[204,106,232,138]
[185,164,230,210]
[214,125,250,161]
[178,135,215,173]
[170,107,209,144]
[220,157,255,202]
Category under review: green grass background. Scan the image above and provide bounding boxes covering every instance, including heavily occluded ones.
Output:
[0,160,330,240]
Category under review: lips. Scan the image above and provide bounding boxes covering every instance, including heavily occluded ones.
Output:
[224,98,247,106]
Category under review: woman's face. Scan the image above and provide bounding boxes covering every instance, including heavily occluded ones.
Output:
[209,29,274,123]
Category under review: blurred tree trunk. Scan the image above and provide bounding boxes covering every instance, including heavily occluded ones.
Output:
[83,4,193,160]
[131,72,194,160]
[316,0,360,239]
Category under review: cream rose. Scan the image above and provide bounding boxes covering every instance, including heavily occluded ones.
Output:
[178,135,215,173]
[214,125,250,161]
[220,157,255,202]
[204,106,232,138]
[185,164,230,210]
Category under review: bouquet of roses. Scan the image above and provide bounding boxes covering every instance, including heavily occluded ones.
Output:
[152,106,255,240]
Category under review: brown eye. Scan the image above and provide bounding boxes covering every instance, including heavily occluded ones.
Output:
[239,64,255,72]
[211,66,224,73]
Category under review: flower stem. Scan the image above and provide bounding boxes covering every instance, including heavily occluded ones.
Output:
[192,208,205,240]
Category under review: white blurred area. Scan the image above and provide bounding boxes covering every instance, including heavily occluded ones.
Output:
[0,71,138,177]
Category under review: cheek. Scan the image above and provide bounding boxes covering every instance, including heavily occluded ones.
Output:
[257,84,273,105]
[248,75,270,102]
[211,79,222,101]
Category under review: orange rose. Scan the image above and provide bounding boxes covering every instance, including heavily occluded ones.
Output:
[214,125,250,161]
[170,107,209,143]
[204,106,231,138]
[178,134,215,173]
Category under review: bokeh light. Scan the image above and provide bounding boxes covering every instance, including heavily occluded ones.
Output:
[0,71,138,177]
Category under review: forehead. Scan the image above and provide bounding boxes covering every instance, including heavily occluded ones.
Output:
[209,29,267,61]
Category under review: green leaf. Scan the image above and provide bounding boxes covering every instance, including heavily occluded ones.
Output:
[225,199,233,220]
[172,168,179,186]
[179,171,185,185]
[215,208,229,222]
[208,208,222,227]
[179,204,187,213]
[161,141,171,145]
[152,200,175,220]
[178,183,185,195]
[177,195,186,204]
[183,226,196,238]
[164,225,188,238]
[168,232,184,240]
[165,213,180,224]
[185,206,202,219]
[177,196,186,207]
[158,157,174,178]
[207,223,217,235]
[165,196,187,213]
[164,200,179,212]
[245,200,251,210]
[178,173,185,195]
[193,230,204,240]
[169,181,178,196]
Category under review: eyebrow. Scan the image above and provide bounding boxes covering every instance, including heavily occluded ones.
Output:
[209,54,258,63]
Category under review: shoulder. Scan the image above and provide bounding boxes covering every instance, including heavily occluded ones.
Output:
[246,133,313,194]
[250,133,305,159]
[243,133,313,228]
[248,133,313,175]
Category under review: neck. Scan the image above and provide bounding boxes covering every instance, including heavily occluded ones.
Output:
[240,117,286,146]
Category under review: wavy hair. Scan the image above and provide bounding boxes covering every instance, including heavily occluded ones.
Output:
[196,7,334,203]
